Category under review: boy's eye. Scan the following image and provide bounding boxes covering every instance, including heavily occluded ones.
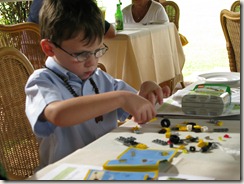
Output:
[75,52,90,60]
[74,52,89,58]
[53,42,108,62]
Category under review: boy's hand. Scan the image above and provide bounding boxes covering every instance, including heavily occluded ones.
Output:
[161,85,171,98]
[138,81,171,105]
[121,92,156,124]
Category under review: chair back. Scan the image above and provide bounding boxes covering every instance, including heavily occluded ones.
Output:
[0,22,46,70]
[0,47,40,179]
[97,62,107,72]
[160,1,180,30]
[230,0,240,12]
[220,9,240,72]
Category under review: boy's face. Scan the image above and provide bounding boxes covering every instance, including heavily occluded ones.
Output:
[52,33,106,80]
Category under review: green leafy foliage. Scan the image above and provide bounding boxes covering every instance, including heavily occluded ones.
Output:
[0,162,7,180]
[0,1,32,25]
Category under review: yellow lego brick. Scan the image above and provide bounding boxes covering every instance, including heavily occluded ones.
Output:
[217,121,223,126]
[179,126,187,131]
[182,149,188,154]
[197,139,207,148]
[135,143,148,149]
[165,132,171,138]
[185,135,192,139]
[193,125,202,129]
[178,145,185,150]
[149,117,157,122]
[165,128,170,132]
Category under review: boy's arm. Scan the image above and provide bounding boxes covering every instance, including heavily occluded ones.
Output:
[43,90,156,126]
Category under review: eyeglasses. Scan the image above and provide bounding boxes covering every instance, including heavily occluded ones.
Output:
[53,42,108,63]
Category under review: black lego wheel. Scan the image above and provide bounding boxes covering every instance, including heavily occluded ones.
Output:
[160,118,171,127]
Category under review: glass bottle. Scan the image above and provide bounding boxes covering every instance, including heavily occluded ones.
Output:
[115,3,123,30]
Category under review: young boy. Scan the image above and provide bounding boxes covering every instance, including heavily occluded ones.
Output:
[25,0,170,170]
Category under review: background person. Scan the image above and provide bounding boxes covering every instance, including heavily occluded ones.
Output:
[27,0,116,38]
[122,0,169,24]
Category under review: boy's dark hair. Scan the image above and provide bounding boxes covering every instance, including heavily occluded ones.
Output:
[39,0,104,46]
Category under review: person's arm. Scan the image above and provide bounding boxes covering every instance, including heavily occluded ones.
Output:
[156,4,169,23]
[43,90,156,126]
[138,81,171,105]
[27,0,43,23]
[104,20,116,39]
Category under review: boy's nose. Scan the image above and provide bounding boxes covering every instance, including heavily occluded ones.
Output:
[84,55,98,67]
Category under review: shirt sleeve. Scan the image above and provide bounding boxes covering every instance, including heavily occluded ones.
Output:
[27,0,43,23]
[91,70,138,121]
[155,5,169,23]
[25,70,66,137]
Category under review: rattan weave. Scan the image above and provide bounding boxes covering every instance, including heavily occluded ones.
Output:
[0,22,46,70]
[161,1,180,30]
[0,47,39,180]
[97,62,107,72]
[230,0,240,12]
[220,9,240,72]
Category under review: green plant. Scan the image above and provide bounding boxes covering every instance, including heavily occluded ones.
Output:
[0,1,32,25]
[0,162,7,180]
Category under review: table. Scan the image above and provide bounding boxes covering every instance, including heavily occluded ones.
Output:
[28,118,240,180]
[28,79,240,181]
[100,22,185,90]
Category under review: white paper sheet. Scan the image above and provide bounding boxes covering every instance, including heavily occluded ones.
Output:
[39,163,102,180]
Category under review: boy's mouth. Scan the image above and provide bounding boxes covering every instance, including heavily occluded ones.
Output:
[83,71,94,79]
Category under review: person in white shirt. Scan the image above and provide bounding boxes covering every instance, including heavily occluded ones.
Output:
[122,0,169,24]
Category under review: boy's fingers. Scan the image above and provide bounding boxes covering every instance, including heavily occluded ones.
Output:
[147,92,156,104]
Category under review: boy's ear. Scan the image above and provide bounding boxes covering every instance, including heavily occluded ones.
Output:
[40,39,55,56]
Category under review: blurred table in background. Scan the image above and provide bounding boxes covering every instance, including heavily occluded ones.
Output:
[100,22,185,90]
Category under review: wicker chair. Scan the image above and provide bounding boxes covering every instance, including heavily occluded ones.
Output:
[97,62,107,72]
[160,1,188,45]
[230,0,240,12]
[0,22,46,70]
[220,9,240,72]
[161,1,180,30]
[0,47,40,180]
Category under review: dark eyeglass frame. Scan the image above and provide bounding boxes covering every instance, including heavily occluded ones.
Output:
[53,42,108,63]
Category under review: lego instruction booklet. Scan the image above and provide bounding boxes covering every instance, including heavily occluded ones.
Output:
[38,162,215,180]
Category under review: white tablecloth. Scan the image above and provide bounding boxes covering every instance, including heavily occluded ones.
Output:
[100,22,185,90]
[28,116,240,180]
